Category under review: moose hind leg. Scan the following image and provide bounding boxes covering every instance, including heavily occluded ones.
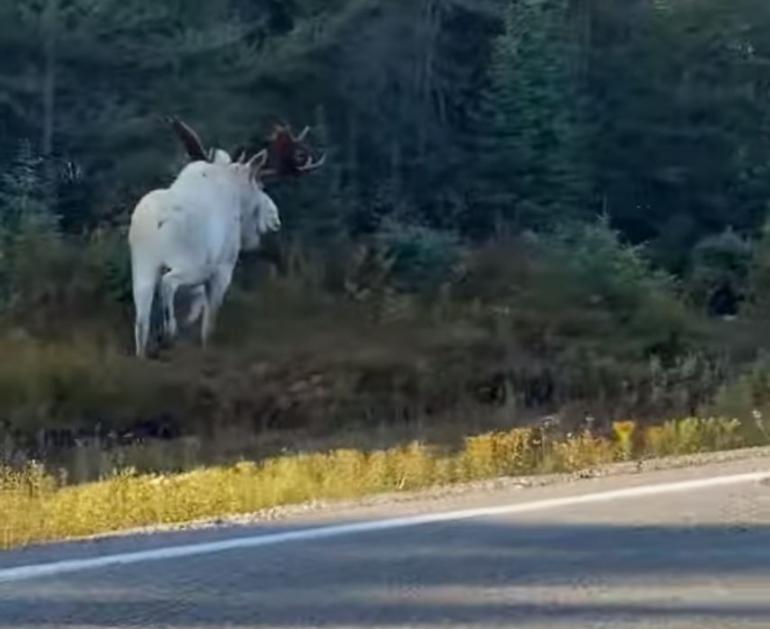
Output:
[160,268,208,342]
[132,280,156,359]
[160,278,176,340]
[186,285,208,326]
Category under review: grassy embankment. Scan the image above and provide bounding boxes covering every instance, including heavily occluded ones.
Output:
[2,222,770,549]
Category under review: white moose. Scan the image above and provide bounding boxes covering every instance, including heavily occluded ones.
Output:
[128,116,324,358]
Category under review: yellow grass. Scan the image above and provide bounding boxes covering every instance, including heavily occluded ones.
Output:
[0,416,750,550]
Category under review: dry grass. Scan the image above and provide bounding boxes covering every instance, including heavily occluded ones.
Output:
[0,415,754,550]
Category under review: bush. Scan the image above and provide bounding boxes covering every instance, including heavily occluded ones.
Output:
[373,220,466,294]
[687,227,752,316]
[0,224,132,336]
[0,144,132,333]
[0,334,182,435]
[0,208,745,474]
[747,218,770,318]
[457,216,698,358]
[546,216,682,321]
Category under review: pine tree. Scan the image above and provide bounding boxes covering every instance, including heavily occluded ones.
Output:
[470,0,594,236]
[0,0,355,229]
[588,0,770,260]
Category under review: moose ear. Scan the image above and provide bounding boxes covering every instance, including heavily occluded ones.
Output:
[247,149,269,171]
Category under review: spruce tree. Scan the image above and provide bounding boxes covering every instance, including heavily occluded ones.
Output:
[470,0,593,236]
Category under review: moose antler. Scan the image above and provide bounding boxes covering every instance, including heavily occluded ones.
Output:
[231,145,248,163]
[256,122,326,180]
[165,115,209,162]
[296,151,327,173]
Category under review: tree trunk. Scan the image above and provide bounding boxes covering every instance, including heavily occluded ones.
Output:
[42,0,59,206]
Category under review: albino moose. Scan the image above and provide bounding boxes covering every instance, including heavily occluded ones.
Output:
[128,116,324,358]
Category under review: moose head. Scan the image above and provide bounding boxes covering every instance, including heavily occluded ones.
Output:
[165,115,326,179]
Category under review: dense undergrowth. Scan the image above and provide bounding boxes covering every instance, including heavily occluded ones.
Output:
[1,195,770,487]
[2,189,770,550]
[0,226,722,448]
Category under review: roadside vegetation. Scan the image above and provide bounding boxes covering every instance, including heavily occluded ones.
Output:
[4,1,770,548]
[1,416,760,549]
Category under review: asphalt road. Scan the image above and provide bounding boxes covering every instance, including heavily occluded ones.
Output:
[1,454,769,628]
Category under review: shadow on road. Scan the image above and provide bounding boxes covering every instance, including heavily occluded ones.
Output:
[1,521,770,626]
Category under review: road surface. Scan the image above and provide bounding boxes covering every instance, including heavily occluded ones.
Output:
[1,453,769,628]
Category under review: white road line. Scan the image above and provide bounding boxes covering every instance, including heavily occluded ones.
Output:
[1,469,768,584]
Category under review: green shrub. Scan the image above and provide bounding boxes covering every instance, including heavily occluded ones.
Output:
[373,220,466,294]
[687,227,752,314]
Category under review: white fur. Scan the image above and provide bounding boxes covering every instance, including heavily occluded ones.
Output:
[128,155,280,358]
